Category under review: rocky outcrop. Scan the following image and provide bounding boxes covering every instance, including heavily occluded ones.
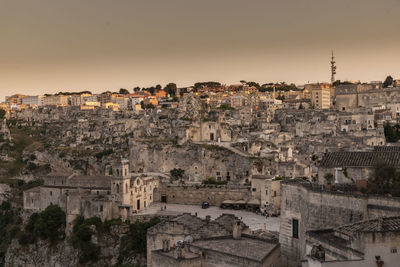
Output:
[6,239,79,267]
[5,224,145,267]
[130,141,273,183]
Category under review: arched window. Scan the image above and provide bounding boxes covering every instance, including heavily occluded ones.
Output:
[125,183,128,193]
[116,184,120,194]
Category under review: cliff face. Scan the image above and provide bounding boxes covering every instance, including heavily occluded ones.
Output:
[5,224,146,267]
[6,239,79,267]
[130,141,267,182]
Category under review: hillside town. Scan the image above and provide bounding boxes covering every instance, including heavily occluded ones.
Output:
[0,73,400,267]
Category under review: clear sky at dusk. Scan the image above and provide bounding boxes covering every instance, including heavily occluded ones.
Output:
[0,0,399,101]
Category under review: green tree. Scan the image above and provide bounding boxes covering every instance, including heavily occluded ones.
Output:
[368,161,400,196]
[34,205,66,243]
[324,173,334,185]
[383,75,394,88]
[119,88,130,95]
[170,168,184,180]
[164,83,177,96]
[71,216,101,263]
[0,108,5,119]
[117,217,161,264]
[384,123,400,143]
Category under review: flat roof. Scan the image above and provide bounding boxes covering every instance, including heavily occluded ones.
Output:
[191,236,278,262]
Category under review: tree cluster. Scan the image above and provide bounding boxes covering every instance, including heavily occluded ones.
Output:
[170,168,185,180]
[0,108,6,119]
[117,217,161,264]
[383,75,394,88]
[368,161,400,196]
[384,123,400,143]
[193,82,221,91]
[18,205,66,245]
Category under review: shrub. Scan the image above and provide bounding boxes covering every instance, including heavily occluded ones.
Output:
[170,168,184,180]
[202,177,226,185]
[117,217,161,264]
[71,216,102,263]
[32,205,66,243]
[95,149,113,159]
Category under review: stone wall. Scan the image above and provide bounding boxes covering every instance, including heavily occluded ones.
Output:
[154,184,250,206]
[279,180,400,266]
[151,251,201,267]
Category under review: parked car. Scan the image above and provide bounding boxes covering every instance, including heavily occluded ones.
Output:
[201,201,210,209]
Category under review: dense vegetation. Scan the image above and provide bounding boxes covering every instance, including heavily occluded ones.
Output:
[117,217,161,265]
[18,205,66,245]
[95,148,114,159]
[202,177,227,185]
[368,161,400,197]
[170,168,184,180]
[0,201,22,267]
[71,216,102,263]
[384,123,400,143]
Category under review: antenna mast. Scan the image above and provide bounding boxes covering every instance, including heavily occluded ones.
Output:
[330,51,336,84]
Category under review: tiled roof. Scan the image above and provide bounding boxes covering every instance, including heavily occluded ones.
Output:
[337,216,400,237]
[374,146,400,152]
[319,151,400,168]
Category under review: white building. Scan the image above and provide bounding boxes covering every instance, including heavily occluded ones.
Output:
[22,95,45,106]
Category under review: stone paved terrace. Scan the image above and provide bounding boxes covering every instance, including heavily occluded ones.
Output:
[137,203,280,232]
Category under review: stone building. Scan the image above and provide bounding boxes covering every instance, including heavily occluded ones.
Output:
[310,84,331,110]
[318,148,400,184]
[186,121,232,142]
[303,216,400,267]
[23,159,159,227]
[147,213,280,267]
[335,84,400,111]
[279,179,400,267]
[251,175,281,214]
[339,112,374,132]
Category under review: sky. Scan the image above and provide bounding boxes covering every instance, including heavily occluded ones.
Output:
[0,0,400,101]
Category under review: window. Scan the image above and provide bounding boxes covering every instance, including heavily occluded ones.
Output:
[50,191,52,196]
[391,247,397,253]
[265,190,268,195]
[274,191,277,197]
[292,219,299,239]
[252,188,256,192]
[100,205,103,212]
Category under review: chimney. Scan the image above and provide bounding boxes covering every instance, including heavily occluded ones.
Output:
[233,220,242,239]
[162,239,170,252]
[205,215,211,223]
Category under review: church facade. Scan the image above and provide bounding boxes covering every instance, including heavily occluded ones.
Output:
[23,159,159,228]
